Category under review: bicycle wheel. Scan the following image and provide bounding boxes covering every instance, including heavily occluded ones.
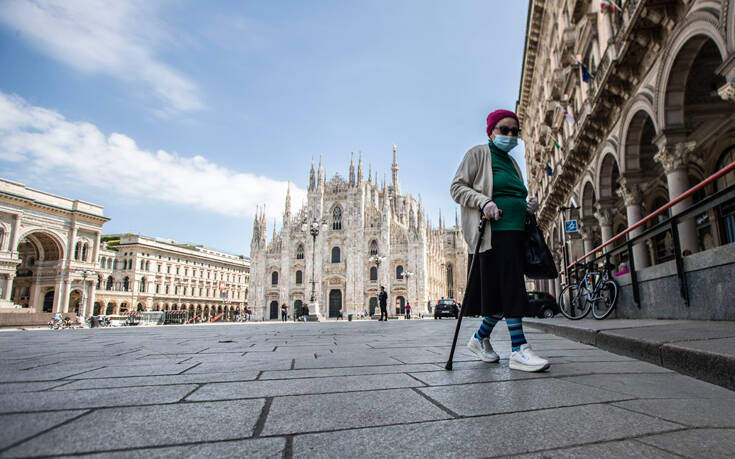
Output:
[558,283,590,320]
[591,280,618,319]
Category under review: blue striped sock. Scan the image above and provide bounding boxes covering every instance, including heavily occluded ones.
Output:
[475,315,502,340]
[506,318,527,351]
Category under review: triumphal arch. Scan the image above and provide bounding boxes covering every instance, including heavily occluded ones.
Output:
[0,179,107,315]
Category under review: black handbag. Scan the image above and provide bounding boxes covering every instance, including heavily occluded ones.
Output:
[523,212,559,279]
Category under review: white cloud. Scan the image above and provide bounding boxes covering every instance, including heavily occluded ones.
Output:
[0,92,305,218]
[0,0,202,115]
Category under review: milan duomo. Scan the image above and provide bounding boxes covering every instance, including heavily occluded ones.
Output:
[248,147,468,320]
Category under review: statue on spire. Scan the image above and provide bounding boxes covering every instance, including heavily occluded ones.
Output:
[349,152,355,187]
[357,151,363,184]
[309,157,315,191]
[391,144,400,196]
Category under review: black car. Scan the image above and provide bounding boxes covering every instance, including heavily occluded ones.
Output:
[528,291,559,318]
[434,299,459,319]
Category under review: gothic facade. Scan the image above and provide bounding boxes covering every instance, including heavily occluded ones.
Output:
[248,148,468,320]
[518,0,735,299]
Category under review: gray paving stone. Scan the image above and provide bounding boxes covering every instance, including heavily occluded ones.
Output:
[187,374,424,401]
[0,364,104,382]
[293,355,403,369]
[638,428,735,458]
[68,362,198,379]
[182,359,291,374]
[0,381,69,393]
[53,370,260,390]
[418,378,631,416]
[562,373,735,399]
[0,385,197,413]
[2,399,265,457]
[0,410,87,450]
[260,363,439,380]
[516,439,678,458]
[262,388,451,436]
[613,398,735,428]
[79,437,286,458]
[292,404,681,458]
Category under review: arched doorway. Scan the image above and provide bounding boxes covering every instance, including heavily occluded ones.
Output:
[105,302,115,315]
[13,231,64,311]
[269,301,279,320]
[93,302,101,315]
[42,291,54,313]
[294,299,303,318]
[69,289,82,314]
[396,295,405,315]
[137,303,144,311]
[369,297,377,316]
[328,290,342,318]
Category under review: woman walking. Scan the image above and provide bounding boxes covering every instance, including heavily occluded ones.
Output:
[450,109,549,372]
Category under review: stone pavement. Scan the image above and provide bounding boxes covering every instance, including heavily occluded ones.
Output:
[0,319,734,458]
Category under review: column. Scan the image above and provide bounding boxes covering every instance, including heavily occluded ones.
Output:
[92,231,101,267]
[579,227,594,255]
[10,213,22,254]
[617,177,651,268]
[4,274,14,301]
[66,221,78,268]
[86,280,97,318]
[593,204,615,252]
[653,141,698,254]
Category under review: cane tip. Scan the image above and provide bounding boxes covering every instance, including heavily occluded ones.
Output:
[444,362,453,371]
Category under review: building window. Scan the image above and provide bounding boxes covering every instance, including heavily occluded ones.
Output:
[296,270,303,284]
[369,240,378,256]
[100,258,105,269]
[296,244,304,259]
[74,242,80,260]
[113,260,118,270]
[396,265,404,280]
[81,243,88,261]
[332,206,343,230]
[106,276,113,291]
[370,266,377,281]
[166,285,169,294]
[331,247,341,263]
[107,259,112,269]
[140,278,146,293]
[156,284,160,294]
[272,271,279,285]
[123,277,130,291]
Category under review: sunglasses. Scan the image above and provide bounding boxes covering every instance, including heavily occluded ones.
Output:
[494,126,521,136]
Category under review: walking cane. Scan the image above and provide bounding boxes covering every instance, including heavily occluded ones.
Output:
[445,215,488,371]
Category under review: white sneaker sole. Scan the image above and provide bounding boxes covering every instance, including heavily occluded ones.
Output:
[509,359,550,372]
[467,343,500,363]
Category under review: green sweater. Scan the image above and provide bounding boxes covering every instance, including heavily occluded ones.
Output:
[489,140,528,231]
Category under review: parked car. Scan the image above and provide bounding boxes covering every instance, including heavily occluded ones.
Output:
[434,299,459,319]
[527,291,559,318]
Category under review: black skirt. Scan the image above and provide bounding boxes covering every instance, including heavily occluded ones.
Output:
[463,230,532,318]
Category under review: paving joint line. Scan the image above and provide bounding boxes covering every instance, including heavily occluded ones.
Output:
[252,397,273,437]
[283,436,294,459]
[409,387,460,419]
[0,408,93,455]
[179,384,203,402]
[178,362,202,375]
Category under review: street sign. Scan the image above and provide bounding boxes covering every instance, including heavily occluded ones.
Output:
[565,220,578,233]
[218,281,226,290]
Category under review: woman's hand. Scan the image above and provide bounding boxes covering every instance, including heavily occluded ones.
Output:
[527,197,539,214]
[482,200,501,220]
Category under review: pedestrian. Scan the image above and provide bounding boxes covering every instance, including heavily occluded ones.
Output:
[405,302,411,320]
[281,303,288,322]
[337,308,343,320]
[450,108,549,372]
[378,286,388,321]
[302,304,309,323]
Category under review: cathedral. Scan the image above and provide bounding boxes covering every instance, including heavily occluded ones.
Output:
[248,147,468,320]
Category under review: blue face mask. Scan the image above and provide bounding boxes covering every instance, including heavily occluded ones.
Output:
[492,135,518,152]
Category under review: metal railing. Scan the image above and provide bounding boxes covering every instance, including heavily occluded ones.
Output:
[560,160,735,308]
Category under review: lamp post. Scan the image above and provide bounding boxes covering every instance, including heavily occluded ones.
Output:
[301,217,328,318]
[401,270,414,318]
[369,254,385,317]
[175,280,183,322]
[78,270,96,320]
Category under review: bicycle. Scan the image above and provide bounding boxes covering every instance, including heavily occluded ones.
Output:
[558,262,618,320]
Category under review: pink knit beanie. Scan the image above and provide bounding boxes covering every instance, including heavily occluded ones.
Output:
[486,110,519,137]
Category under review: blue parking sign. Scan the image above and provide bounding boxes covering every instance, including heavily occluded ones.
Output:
[565,220,578,233]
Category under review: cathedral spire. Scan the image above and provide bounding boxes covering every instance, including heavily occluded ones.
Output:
[391,144,400,196]
[309,157,315,191]
[283,182,291,224]
[357,151,363,184]
[317,154,324,191]
[349,152,355,187]
[455,207,459,228]
[368,164,372,184]
[439,209,443,230]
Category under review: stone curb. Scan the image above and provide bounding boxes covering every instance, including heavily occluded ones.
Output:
[525,320,735,392]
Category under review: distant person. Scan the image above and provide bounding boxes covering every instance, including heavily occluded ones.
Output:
[615,262,629,277]
[281,303,288,322]
[405,303,411,320]
[302,304,309,323]
[450,108,549,372]
[337,308,343,320]
[378,286,388,321]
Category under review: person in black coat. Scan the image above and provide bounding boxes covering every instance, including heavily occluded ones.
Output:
[378,286,388,321]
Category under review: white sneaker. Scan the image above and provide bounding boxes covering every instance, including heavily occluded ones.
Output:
[467,335,500,362]
[509,344,550,372]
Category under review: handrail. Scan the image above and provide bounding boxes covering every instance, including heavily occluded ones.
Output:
[561,160,735,273]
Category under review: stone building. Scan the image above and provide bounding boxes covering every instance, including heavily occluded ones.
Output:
[248,148,467,320]
[0,178,250,319]
[518,0,735,309]
[0,178,106,316]
[93,235,250,320]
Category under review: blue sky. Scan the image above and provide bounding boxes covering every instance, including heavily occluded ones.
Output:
[0,0,528,256]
